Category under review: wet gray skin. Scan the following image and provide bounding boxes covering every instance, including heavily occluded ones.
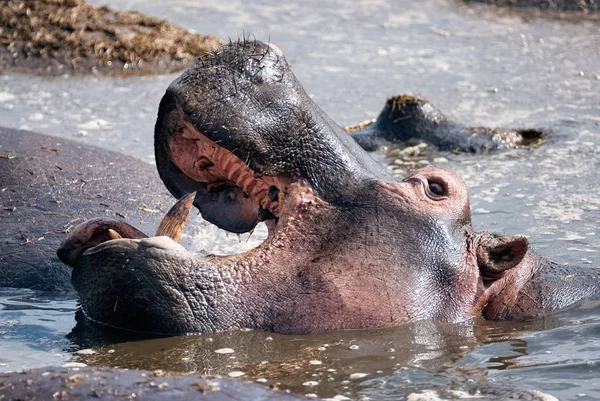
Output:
[0,127,209,292]
[57,40,600,336]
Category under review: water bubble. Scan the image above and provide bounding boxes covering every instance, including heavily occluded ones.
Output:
[214,348,235,354]
[61,362,87,368]
[75,349,96,355]
[28,113,44,121]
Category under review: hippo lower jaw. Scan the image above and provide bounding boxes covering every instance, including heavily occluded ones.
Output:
[59,168,344,335]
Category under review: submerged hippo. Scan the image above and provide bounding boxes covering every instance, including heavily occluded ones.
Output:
[0,127,208,292]
[347,94,545,153]
[465,0,599,12]
[58,40,600,335]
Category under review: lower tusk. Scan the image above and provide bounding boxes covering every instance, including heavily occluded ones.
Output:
[108,229,122,240]
[155,192,196,242]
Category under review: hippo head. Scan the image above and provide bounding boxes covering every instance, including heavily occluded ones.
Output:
[58,40,532,335]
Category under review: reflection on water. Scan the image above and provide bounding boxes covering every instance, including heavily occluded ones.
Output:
[0,289,77,371]
[1,0,600,399]
[2,290,600,399]
[69,302,600,400]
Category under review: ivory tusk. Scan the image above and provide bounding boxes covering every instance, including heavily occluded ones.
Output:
[155,192,196,242]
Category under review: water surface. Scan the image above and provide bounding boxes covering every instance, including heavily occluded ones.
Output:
[1,0,599,399]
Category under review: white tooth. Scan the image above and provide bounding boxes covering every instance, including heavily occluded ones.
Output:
[155,192,196,242]
[181,129,199,140]
[108,229,122,240]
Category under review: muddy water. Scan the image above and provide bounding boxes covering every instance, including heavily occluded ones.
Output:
[1,0,599,399]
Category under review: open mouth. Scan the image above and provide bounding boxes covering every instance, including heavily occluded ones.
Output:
[57,121,322,268]
[167,119,295,234]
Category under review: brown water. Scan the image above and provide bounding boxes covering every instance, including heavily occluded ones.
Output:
[1,0,600,399]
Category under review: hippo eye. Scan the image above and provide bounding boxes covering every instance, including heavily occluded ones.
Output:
[425,179,447,199]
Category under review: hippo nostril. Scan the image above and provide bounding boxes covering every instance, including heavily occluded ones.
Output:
[268,186,279,202]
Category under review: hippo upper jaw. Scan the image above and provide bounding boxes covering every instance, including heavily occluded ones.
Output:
[153,39,391,235]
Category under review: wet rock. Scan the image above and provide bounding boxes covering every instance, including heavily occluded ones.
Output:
[0,0,223,76]
[464,0,599,12]
[0,367,310,400]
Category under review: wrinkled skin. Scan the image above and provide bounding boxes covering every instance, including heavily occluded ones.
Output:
[59,40,600,335]
[348,95,546,153]
[0,367,306,401]
[0,127,205,292]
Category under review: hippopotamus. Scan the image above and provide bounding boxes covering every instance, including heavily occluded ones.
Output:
[57,39,600,335]
[0,107,531,293]
[0,367,307,401]
[0,127,208,292]
[347,95,546,153]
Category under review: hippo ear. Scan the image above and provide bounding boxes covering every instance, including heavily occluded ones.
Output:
[476,234,529,281]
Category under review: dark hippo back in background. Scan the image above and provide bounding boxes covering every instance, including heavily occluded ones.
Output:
[0,127,199,291]
[465,0,599,12]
